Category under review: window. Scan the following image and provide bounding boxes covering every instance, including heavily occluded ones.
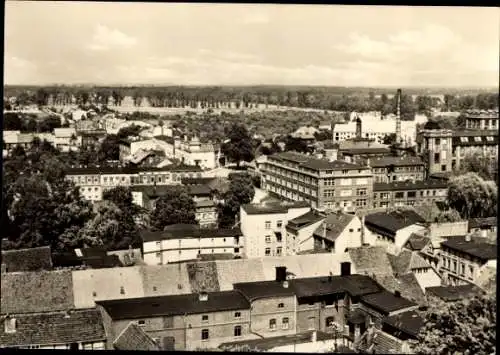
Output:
[282,317,290,330]
[234,247,240,253]
[469,266,474,278]
[277,220,283,228]
[265,236,271,243]
[407,191,416,198]
[269,319,277,330]
[453,261,457,272]
[265,248,271,256]
[4,317,16,333]
[349,228,354,233]
[234,312,241,318]
[138,320,145,326]
[434,153,440,164]
[120,286,125,295]
[276,247,282,256]
[441,165,447,172]
[156,241,161,247]
[92,291,97,297]
[278,303,284,308]
[265,221,271,229]
[276,233,282,242]
[435,138,441,145]
[461,263,465,276]
[201,329,209,340]
[325,317,334,328]
[234,325,242,337]
[202,315,209,322]
[395,192,404,199]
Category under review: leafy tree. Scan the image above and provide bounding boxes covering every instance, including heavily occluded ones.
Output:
[150,186,197,231]
[218,173,255,228]
[222,123,255,167]
[458,151,498,181]
[3,112,23,130]
[117,124,143,139]
[314,130,332,142]
[412,293,496,355]
[98,134,121,162]
[284,135,309,153]
[447,172,497,219]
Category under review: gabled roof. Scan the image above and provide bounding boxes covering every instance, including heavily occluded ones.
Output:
[1,246,53,273]
[96,290,249,320]
[0,309,106,347]
[366,330,404,354]
[113,322,161,351]
[348,246,394,275]
[383,310,424,339]
[426,284,485,302]
[404,233,431,251]
[373,273,426,305]
[292,275,382,299]
[1,270,74,314]
[286,210,325,232]
[389,250,431,275]
[441,236,497,261]
[360,290,416,315]
[313,212,355,243]
[365,210,425,235]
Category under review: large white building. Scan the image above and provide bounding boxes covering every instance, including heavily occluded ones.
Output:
[141,224,243,265]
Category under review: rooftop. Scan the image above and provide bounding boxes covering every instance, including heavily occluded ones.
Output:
[241,201,310,215]
[286,210,325,232]
[468,217,497,230]
[1,246,53,273]
[388,250,431,275]
[348,246,394,275]
[383,310,424,338]
[66,164,201,175]
[313,212,356,243]
[360,290,416,315]
[365,210,426,236]
[426,284,485,302]
[270,151,366,171]
[96,290,249,320]
[141,224,241,242]
[373,180,448,192]
[0,309,106,347]
[113,322,161,351]
[233,280,296,301]
[404,233,431,251]
[441,236,497,261]
[452,134,498,146]
[292,274,382,299]
[370,156,424,167]
[373,273,426,305]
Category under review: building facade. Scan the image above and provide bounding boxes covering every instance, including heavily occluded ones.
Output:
[372,180,448,209]
[261,152,373,211]
[370,157,425,183]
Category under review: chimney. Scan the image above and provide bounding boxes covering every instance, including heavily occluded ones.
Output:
[199,292,208,302]
[283,280,289,288]
[328,271,333,282]
[355,116,362,139]
[395,290,401,298]
[465,234,472,242]
[276,266,287,282]
[341,262,351,277]
[311,330,317,343]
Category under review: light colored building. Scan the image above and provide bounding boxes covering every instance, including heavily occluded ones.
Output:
[54,127,80,152]
[372,180,448,209]
[3,131,56,156]
[261,152,373,212]
[285,210,326,254]
[464,109,499,130]
[439,235,497,287]
[141,224,243,265]
[240,201,311,258]
[370,156,425,183]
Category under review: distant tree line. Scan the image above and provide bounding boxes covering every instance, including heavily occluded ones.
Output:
[3,112,66,132]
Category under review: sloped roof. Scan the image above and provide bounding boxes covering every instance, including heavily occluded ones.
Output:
[373,273,426,305]
[348,246,393,276]
[426,284,485,302]
[365,210,425,235]
[370,156,424,168]
[383,310,424,338]
[360,290,416,315]
[1,270,74,314]
[404,233,431,251]
[389,250,431,275]
[468,217,497,230]
[1,246,53,273]
[0,309,106,347]
[313,212,355,243]
[113,322,161,351]
[215,258,266,291]
[441,236,497,261]
[286,210,325,232]
[141,225,241,242]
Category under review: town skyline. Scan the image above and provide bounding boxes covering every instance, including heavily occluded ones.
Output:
[5,3,499,87]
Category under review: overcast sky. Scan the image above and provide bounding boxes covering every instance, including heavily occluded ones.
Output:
[4,2,499,87]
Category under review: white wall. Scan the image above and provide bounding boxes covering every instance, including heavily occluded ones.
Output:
[395,225,427,250]
[415,267,442,291]
[293,219,325,254]
[334,216,363,254]
[241,208,287,258]
[269,338,342,353]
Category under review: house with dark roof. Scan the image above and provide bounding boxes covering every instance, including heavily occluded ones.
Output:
[0,309,107,350]
[388,250,442,292]
[439,235,497,287]
[364,210,427,254]
[141,224,243,265]
[285,210,326,254]
[310,212,363,255]
[426,284,485,303]
[468,217,497,234]
[96,290,252,351]
[1,246,53,273]
[112,322,162,350]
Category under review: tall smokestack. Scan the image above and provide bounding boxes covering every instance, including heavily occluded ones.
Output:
[355,116,362,139]
[395,89,402,144]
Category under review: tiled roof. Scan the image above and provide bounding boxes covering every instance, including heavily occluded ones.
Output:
[370,330,404,354]
[441,236,497,261]
[286,210,325,231]
[234,280,296,301]
[389,250,431,275]
[370,156,424,167]
[468,217,497,230]
[1,246,53,273]
[241,201,310,215]
[1,270,74,314]
[404,234,431,251]
[373,180,448,192]
[365,210,425,235]
[0,309,106,347]
[361,290,416,315]
[383,310,424,339]
[426,284,485,302]
[348,246,393,275]
[113,322,161,351]
[292,274,382,299]
[270,151,366,171]
[186,261,220,293]
[97,290,250,320]
[66,164,201,175]
[141,225,241,242]
[141,264,191,297]
[373,273,426,305]
[312,212,355,243]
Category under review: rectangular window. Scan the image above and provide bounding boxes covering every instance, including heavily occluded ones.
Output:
[265,236,271,243]
[265,248,271,256]
[265,221,271,229]
[138,320,145,326]
[282,317,290,330]
[276,247,282,256]
[234,326,242,337]
[407,191,416,198]
[202,315,209,322]
[277,220,283,228]
[234,312,241,318]
[395,192,404,198]
[201,329,209,340]
[269,319,277,330]
[434,153,440,164]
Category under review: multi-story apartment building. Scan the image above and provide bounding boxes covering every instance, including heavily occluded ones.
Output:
[439,235,497,287]
[451,130,498,171]
[54,128,80,152]
[418,129,454,176]
[261,152,373,211]
[141,224,243,265]
[372,180,448,209]
[96,291,253,350]
[464,110,499,130]
[240,201,311,258]
[66,165,203,201]
[370,157,425,183]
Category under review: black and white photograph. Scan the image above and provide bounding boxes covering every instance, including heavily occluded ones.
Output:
[1,2,498,353]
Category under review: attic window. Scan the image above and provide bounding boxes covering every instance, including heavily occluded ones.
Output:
[4,317,16,334]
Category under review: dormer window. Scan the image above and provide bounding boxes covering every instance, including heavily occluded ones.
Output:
[4,317,16,334]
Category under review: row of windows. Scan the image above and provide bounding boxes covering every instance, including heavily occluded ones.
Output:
[68,172,203,185]
[265,234,282,243]
[374,189,442,199]
[265,247,283,256]
[269,317,289,330]
[441,256,475,280]
[265,221,282,229]
[155,247,241,258]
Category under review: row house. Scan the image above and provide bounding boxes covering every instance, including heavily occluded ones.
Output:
[439,235,497,287]
[66,165,203,202]
[240,201,311,258]
[372,179,448,209]
[464,109,499,130]
[261,151,373,211]
[370,156,425,183]
[141,224,243,265]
